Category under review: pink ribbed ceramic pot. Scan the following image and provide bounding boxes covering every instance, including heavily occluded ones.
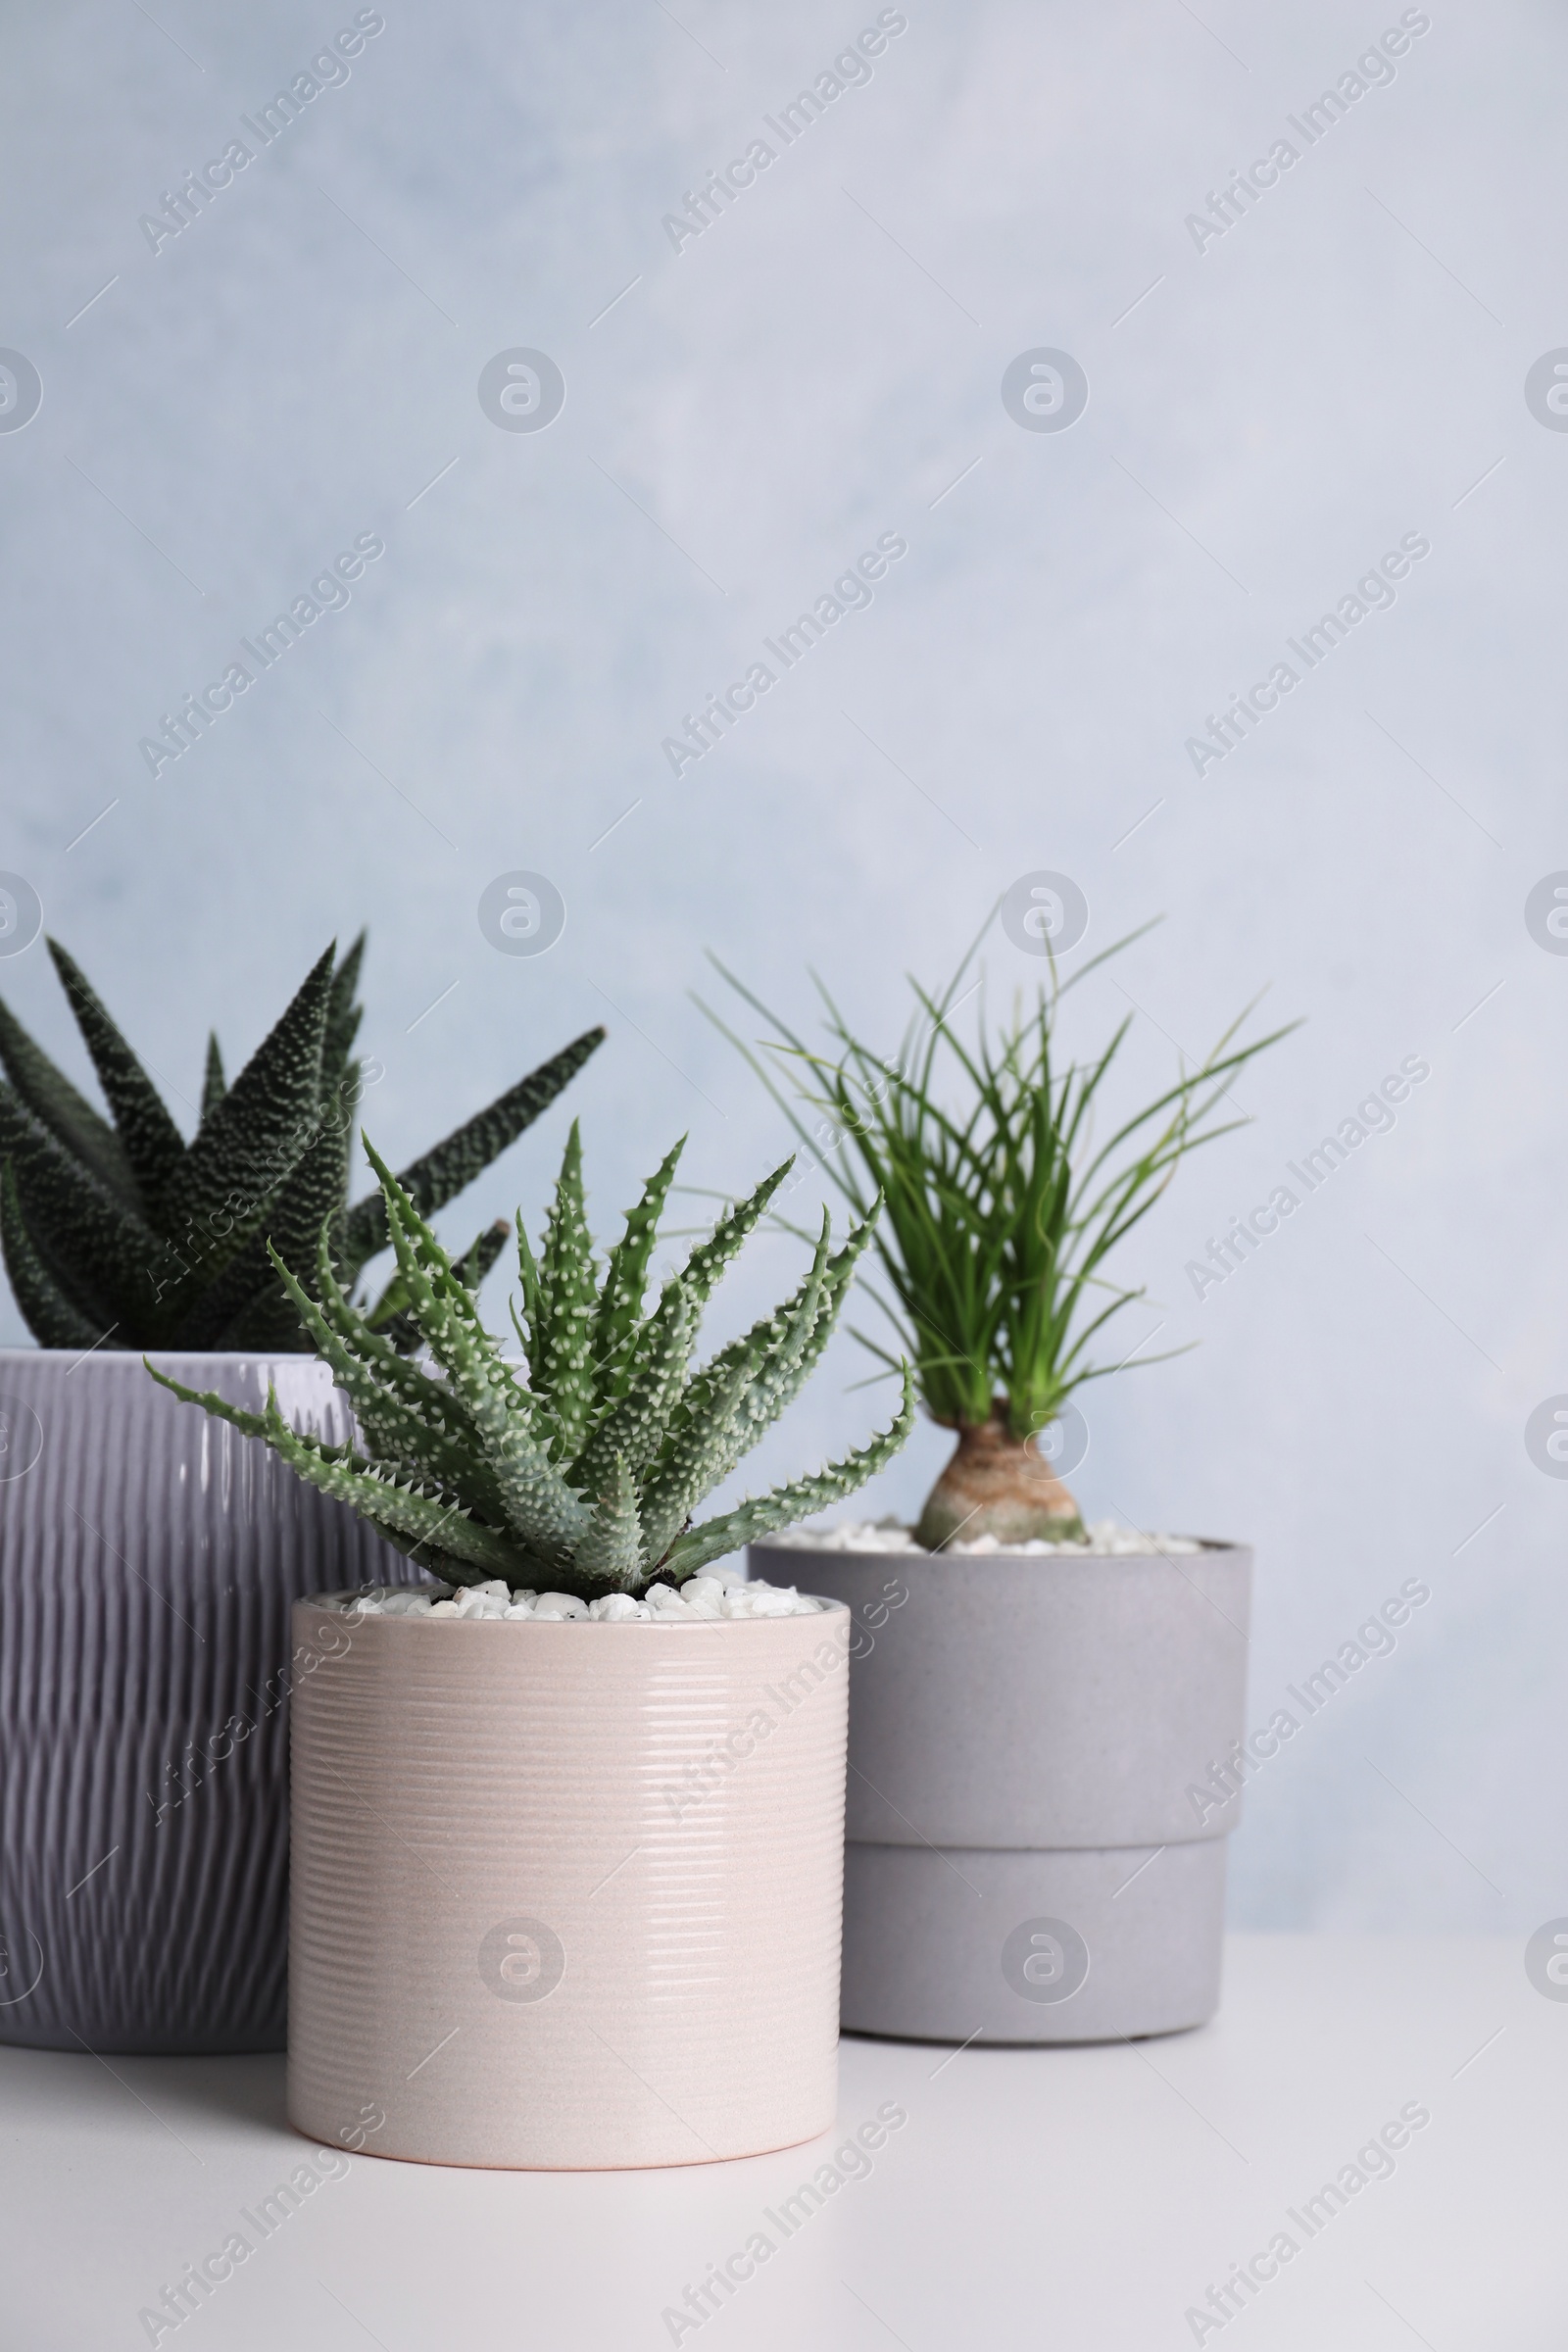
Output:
[287,1593,852,2170]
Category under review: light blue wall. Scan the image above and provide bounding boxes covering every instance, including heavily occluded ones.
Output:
[1,0,1561,1934]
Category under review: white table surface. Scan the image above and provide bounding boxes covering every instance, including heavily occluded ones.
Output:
[4,1936,1563,2351]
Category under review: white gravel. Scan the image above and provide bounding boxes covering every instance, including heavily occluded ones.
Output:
[761,1516,1202,1557]
[346,1574,827,1622]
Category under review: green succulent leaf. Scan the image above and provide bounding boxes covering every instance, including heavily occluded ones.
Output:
[143,1361,285,1448]
[158,943,335,1277]
[0,1089,162,1334]
[364,1215,510,1354]
[572,1287,693,1496]
[637,1349,760,1570]
[263,1234,504,1512]
[589,1137,683,1397]
[0,1160,103,1348]
[148,1366,515,1578]
[150,1127,906,1600]
[340,1024,607,1279]
[200,1034,226,1124]
[0,1003,138,1206]
[485,1414,591,1564]
[46,941,187,1207]
[661,1364,916,1582]
[573,1452,645,1590]
[530,1121,599,1457]
[668,1203,852,1450]
[675,1155,795,1308]
[252,1388,520,1574]
[321,929,366,1090]
[0,935,596,1355]
[366,1142,522,1437]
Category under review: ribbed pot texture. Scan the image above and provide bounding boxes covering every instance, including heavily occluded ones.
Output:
[748,1540,1252,2044]
[0,1351,416,2055]
[286,1595,853,2169]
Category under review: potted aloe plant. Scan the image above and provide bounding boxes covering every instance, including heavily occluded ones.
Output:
[0,934,601,2055]
[706,930,1292,2043]
[157,1126,911,2168]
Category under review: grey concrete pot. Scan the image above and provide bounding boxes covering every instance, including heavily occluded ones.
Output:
[748,1537,1251,2043]
[0,1350,415,2055]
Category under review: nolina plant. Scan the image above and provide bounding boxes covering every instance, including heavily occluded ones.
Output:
[705,929,1292,1548]
[152,1127,913,1598]
[0,934,602,1352]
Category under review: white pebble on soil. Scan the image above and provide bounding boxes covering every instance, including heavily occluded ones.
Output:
[763,1516,1201,1556]
[344,1571,826,1620]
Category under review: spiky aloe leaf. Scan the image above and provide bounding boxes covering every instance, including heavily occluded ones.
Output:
[46,941,186,1206]
[150,1127,908,1602]
[461,1218,511,1291]
[363,1218,509,1336]
[0,1004,138,1206]
[668,1204,879,1462]
[589,1137,684,1396]
[514,1205,542,1348]
[365,1141,522,1439]
[669,1208,830,1440]
[366,1146,587,1559]
[200,1034,225,1123]
[0,1090,160,1333]
[617,1156,797,1400]
[573,1453,645,1590]
[637,1350,759,1568]
[677,1155,795,1308]
[158,944,336,1273]
[172,1092,352,1352]
[0,1160,102,1348]
[253,1395,517,1572]
[321,929,366,1089]
[485,1415,591,1563]
[572,1287,693,1497]
[314,1226,488,1453]
[660,1365,916,1581]
[340,1024,606,1279]
[530,1122,598,1456]
[152,1367,519,1575]
[143,1363,282,1447]
[262,1236,503,1513]
[210,1094,354,1351]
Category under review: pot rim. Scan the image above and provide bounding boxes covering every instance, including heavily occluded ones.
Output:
[748,1533,1250,1559]
[299,1589,852,1624]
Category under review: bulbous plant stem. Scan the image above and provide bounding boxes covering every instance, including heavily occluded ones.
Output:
[914,1403,1084,1550]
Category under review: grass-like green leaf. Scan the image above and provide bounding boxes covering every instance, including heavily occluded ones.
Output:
[702,930,1296,1437]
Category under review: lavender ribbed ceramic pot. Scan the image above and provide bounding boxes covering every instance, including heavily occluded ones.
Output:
[749,1538,1252,2044]
[286,1595,853,2169]
[0,1351,416,2055]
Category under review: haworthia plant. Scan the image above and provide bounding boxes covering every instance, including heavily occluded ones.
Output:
[151,1126,914,1599]
[0,934,603,1351]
